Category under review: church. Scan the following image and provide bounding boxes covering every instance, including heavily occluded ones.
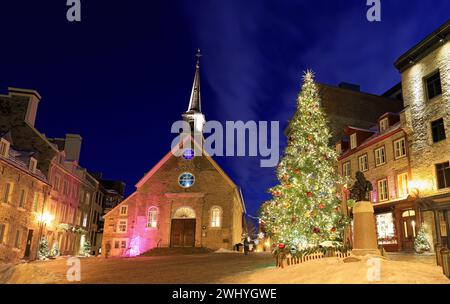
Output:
[102,52,246,257]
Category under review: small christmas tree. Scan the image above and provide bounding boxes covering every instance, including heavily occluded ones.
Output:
[83,241,91,256]
[38,237,50,259]
[260,71,347,249]
[414,227,430,253]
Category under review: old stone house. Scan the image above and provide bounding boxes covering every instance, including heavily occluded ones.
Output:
[102,57,246,257]
[0,87,105,257]
[0,132,50,262]
[395,20,450,250]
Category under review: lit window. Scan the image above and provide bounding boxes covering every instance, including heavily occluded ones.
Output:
[425,71,442,100]
[431,118,446,143]
[29,157,38,173]
[377,179,388,201]
[119,205,128,216]
[211,207,221,228]
[179,172,195,188]
[379,118,389,132]
[374,147,386,166]
[397,173,409,198]
[182,149,195,160]
[147,207,158,228]
[342,162,351,177]
[350,134,357,149]
[394,138,406,159]
[118,220,127,233]
[0,139,10,158]
[114,240,120,249]
[358,154,368,172]
[436,162,450,189]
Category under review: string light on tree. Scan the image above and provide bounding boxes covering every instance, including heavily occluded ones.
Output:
[260,70,348,248]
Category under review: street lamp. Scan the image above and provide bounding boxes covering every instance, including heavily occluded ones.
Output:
[35,212,54,260]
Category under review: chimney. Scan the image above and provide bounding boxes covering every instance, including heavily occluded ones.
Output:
[64,134,82,162]
[8,87,42,127]
[338,82,360,92]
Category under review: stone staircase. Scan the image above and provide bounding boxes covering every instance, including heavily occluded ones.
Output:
[141,247,213,257]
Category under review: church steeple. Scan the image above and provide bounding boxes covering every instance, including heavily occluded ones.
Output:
[182,49,206,135]
[187,49,202,113]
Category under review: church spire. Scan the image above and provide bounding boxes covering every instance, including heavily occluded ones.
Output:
[187,48,202,113]
[182,49,206,135]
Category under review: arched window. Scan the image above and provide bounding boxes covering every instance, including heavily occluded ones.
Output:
[211,207,221,228]
[147,207,158,228]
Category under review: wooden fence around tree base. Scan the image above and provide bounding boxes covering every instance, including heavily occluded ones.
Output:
[275,248,351,268]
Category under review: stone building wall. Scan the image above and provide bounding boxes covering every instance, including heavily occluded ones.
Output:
[401,41,450,197]
[0,158,49,262]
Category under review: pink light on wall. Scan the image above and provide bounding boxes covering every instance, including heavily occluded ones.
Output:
[128,236,141,257]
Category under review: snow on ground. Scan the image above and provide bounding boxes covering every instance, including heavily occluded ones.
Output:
[1,253,449,284]
[1,262,61,284]
[218,255,450,284]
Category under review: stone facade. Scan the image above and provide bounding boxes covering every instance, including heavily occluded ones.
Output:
[0,87,107,257]
[0,139,50,262]
[397,23,450,249]
[102,148,245,257]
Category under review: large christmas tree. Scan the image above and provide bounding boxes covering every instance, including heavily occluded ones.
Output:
[261,71,346,248]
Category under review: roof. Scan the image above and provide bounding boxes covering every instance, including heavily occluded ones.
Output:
[395,20,450,72]
[339,122,403,160]
[0,143,48,183]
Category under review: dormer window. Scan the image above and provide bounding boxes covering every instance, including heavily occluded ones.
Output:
[0,139,10,158]
[336,143,342,154]
[29,157,38,173]
[350,134,357,149]
[379,118,389,133]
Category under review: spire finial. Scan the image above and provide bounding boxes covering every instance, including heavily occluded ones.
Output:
[195,48,202,67]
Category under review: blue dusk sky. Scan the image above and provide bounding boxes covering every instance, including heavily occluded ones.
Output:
[0,1,449,217]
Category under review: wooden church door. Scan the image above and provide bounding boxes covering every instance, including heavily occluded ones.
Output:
[170,219,196,247]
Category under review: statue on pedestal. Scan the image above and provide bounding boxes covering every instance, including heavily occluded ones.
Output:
[348,171,380,256]
[349,171,373,202]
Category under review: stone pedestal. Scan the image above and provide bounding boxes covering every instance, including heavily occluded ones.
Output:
[352,201,380,256]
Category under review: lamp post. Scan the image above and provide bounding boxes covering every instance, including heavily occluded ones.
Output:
[35,212,54,260]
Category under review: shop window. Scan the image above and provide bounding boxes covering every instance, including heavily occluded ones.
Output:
[376,213,397,244]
